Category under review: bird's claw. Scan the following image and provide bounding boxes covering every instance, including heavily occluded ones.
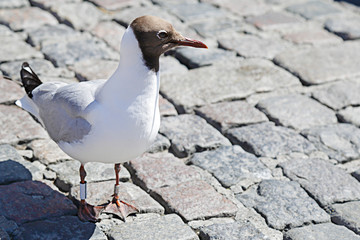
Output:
[78,202,103,222]
[103,198,138,220]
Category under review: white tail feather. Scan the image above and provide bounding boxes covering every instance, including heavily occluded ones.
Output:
[16,95,44,126]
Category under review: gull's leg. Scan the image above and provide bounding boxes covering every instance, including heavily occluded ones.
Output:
[77,164,102,222]
[103,163,138,220]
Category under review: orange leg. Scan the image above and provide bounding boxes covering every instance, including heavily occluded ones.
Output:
[103,164,138,220]
[77,164,103,222]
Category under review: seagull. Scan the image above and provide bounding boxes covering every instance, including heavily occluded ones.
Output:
[16,15,207,222]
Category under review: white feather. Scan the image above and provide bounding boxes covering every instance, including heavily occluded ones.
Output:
[15,95,44,126]
[23,66,33,74]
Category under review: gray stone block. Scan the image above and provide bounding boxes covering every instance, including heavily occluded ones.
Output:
[159,114,231,158]
[190,146,272,188]
[0,228,10,240]
[129,155,236,221]
[325,15,360,40]
[0,7,57,31]
[159,95,178,117]
[151,0,199,8]
[330,201,360,234]
[280,158,360,206]
[211,0,271,17]
[283,29,342,45]
[161,59,300,111]
[112,4,193,36]
[0,38,43,63]
[283,223,360,240]
[0,78,23,104]
[0,181,77,224]
[246,11,301,30]
[0,25,21,41]
[50,2,103,30]
[0,216,18,236]
[13,216,106,240]
[338,106,360,127]
[0,160,32,185]
[167,2,228,23]
[91,21,125,52]
[129,152,201,191]
[128,152,202,191]
[71,58,118,81]
[236,180,330,230]
[27,24,79,48]
[195,100,268,132]
[302,123,360,162]
[0,144,44,182]
[29,0,83,10]
[191,17,244,39]
[226,122,316,158]
[29,139,71,165]
[257,94,337,130]
[89,0,146,11]
[108,214,198,240]
[274,42,360,85]
[312,79,360,110]
[154,180,237,221]
[199,222,266,240]
[0,0,29,8]
[41,34,119,67]
[112,4,178,25]
[219,33,289,59]
[160,56,188,78]
[286,1,340,19]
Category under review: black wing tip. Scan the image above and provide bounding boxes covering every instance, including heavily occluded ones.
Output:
[22,62,29,68]
[20,62,42,98]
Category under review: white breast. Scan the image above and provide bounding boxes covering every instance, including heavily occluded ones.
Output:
[58,27,161,164]
[58,79,160,164]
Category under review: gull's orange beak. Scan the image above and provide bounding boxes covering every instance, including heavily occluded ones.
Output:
[173,37,208,49]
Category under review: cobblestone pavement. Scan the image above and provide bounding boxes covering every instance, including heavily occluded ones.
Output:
[1,0,360,239]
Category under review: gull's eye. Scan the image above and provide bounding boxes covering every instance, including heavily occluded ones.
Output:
[157,30,168,39]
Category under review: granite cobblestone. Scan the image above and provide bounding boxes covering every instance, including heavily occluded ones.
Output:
[325,14,360,40]
[280,157,360,206]
[330,201,360,234]
[226,122,316,158]
[286,1,340,20]
[195,100,268,132]
[284,223,360,240]
[0,7,58,31]
[302,123,360,162]
[283,28,343,45]
[274,41,360,85]
[1,0,360,238]
[236,180,330,230]
[160,114,231,158]
[257,94,337,130]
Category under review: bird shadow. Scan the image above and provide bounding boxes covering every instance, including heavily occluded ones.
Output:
[0,159,99,240]
[335,0,360,6]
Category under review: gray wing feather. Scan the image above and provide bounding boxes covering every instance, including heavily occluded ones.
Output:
[31,80,104,143]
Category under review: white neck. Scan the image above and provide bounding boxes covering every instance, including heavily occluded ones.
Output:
[96,27,158,106]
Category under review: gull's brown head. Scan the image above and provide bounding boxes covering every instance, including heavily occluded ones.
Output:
[130,15,207,72]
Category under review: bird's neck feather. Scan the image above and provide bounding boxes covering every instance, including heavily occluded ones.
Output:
[96,27,159,105]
